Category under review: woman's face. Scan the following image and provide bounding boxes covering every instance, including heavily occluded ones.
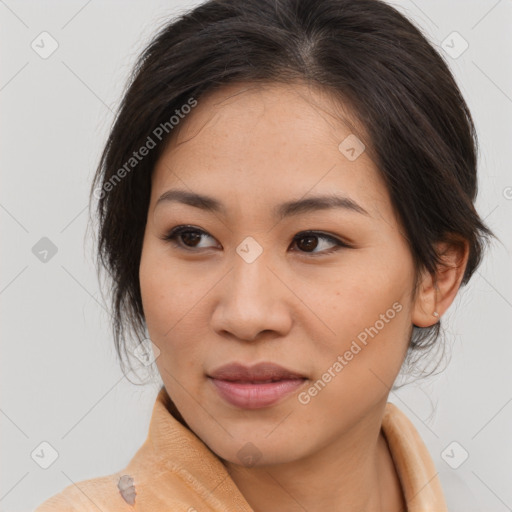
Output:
[139,81,419,465]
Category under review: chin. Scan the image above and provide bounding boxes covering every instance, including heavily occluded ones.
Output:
[201,429,307,468]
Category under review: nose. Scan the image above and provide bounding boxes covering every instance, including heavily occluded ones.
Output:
[210,250,293,342]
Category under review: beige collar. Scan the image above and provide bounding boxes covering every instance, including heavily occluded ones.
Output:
[144,387,447,511]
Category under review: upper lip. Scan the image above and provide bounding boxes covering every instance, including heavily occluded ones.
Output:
[208,362,306,382]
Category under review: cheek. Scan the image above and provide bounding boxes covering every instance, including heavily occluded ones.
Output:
[318,268,401,335]
[140,244,193,334]
[139,243,210,378]
[338,304,410,399]
[311,259,412,384]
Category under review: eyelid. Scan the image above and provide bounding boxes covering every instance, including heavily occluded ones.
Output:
[292,230,352,248]
[290,232,352,256]
[160,225,217,250]
[160,225,353,253]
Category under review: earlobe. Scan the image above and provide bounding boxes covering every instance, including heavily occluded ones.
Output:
[411,237,469,328]
[411,269,439,328]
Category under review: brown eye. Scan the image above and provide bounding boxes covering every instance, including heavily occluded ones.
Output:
[179,230,202,247]
[161,226,350,255]
[291,231,349,255]
[161,226,217,250]
[295,235,319,252]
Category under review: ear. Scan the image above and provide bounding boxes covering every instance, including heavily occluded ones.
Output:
[412,236,470,328]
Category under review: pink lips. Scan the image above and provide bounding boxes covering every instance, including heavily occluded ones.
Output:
[208,362,307,409]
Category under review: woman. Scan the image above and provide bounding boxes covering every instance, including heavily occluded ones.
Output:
[35,0,493,510]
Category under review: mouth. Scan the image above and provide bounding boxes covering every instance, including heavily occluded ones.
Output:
[207,362,307,409]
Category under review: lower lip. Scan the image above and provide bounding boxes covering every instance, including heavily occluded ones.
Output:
[209,377,306,409]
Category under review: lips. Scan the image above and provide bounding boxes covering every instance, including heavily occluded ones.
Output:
[208,362,306,382]
[208,362,307,409]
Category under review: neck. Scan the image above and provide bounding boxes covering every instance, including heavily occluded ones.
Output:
[222,402,405,512]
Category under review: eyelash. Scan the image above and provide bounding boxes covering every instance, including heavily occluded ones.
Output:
[160,225,352,255]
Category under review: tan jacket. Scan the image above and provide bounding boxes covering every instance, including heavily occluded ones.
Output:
[35,387,448,511]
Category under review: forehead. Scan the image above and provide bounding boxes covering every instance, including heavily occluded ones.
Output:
[150,81,392,220]
[169,80,364,148]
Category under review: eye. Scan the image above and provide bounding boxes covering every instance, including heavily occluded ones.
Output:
[161,226,351,255]
[290,231,350,255]
[161,225,217,250]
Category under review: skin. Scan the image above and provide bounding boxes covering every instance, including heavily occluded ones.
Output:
[139,81,468,511]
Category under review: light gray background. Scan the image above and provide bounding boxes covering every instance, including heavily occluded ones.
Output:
[1,1,511,510]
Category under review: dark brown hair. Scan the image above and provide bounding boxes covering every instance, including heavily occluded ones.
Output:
[89,0,494,380]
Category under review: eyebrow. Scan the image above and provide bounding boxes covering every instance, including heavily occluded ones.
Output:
[155,189,370,219]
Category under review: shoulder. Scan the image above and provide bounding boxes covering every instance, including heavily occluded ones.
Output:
[33,457,220,511]
[34,472,135,512]
[382,401,431,450]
